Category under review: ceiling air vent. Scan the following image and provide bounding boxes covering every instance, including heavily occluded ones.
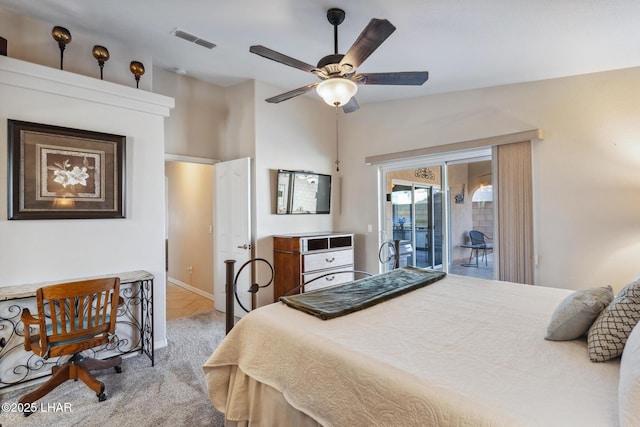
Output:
[171,28,216,49]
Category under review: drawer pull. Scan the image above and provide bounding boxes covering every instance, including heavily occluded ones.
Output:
[325,256,335,263]
[325,275,335,282]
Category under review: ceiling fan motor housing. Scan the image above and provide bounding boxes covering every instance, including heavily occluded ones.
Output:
[317,53,348,76]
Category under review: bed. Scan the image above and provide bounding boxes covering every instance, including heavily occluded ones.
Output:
[203,269,640,426]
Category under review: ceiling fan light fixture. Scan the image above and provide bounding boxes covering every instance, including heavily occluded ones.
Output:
[316,78,358,107]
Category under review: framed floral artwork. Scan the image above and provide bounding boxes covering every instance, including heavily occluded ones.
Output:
[7,120,126,219]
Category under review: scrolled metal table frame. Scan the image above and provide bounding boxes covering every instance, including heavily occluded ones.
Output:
[0,271,154,392]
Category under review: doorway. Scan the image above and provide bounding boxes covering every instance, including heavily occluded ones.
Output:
[447,160,494,279]
[164,158,215,320]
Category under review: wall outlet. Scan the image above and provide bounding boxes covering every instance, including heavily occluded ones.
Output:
[187,266,193,273]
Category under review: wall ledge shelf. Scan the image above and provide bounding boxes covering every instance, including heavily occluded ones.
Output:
[0,56,174,117]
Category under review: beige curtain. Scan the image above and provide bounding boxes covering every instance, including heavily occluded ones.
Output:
[494,141,534,285]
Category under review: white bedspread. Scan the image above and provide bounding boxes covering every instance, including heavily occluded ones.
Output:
[204,274,620,426]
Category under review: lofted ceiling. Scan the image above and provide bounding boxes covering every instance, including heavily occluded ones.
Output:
[2,0,640,105]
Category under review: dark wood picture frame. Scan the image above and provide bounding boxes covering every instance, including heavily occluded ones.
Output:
[8,120,126,220]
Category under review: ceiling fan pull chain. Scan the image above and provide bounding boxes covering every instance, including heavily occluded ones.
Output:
[335,106,340,172]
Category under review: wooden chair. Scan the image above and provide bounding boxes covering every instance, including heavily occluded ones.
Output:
[19,277,123,415]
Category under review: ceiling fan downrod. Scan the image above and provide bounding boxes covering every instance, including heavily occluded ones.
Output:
[326,8,345,55]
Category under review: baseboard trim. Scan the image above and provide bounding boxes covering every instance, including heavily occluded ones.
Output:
[167,277,214,301]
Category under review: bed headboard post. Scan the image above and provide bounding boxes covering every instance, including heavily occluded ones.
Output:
[225,259,236,334]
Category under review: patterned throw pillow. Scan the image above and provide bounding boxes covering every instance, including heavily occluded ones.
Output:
[587,280,640,362]
[545,286,614,341]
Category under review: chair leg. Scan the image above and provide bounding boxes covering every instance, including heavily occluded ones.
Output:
[465,248,480,267]
[82,356,122,372]
[19,363,71,406]
[77,356,122,400]
[73,364,105,395]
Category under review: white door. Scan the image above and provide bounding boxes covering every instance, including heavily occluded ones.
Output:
[214,157,252,316]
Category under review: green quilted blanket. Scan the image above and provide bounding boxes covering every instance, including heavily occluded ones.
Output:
[280,266,446,320]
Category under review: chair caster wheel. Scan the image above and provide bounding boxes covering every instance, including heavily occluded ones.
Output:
[114,365,122,373]
[97,392,107,402]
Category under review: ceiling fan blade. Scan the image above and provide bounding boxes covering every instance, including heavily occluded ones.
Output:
[339,19,396,71]
[354,71,429,85]
[342,97,359,114]
[250,45,319,74]
[265,82,319,103]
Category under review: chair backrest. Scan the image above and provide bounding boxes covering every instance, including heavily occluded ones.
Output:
[469,230,486,246]
[35,277,120,358]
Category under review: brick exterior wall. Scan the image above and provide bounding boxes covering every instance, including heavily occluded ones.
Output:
[472,201,494,239]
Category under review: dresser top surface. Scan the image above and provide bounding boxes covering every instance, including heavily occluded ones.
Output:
[273,231,353,239]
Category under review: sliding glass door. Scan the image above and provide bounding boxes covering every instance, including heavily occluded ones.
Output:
[379,148,496,277]
[390,181,442,269]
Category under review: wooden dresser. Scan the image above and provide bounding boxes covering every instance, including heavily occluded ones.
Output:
[273,232,354,301]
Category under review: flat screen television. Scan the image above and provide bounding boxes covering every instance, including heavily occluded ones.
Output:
[276,169,331,214]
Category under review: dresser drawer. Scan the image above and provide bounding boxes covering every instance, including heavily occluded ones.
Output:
[303,249,353,272]
[303,269,354,292]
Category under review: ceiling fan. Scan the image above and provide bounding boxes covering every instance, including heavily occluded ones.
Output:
[249,8,429,113]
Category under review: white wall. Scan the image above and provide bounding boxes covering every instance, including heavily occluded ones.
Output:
[154,67,226,159]
[337,67,640,292]
[0,57,173,347]
[222,80,257,161]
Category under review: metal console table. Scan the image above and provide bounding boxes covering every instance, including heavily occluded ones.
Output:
[0,270,154,392]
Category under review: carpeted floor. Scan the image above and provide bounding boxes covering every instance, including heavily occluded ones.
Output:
[1,311,227,427]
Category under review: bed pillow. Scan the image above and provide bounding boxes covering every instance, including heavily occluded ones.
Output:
[545,286,613,341]
[619,323,640,427]
[587,279,640,362]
